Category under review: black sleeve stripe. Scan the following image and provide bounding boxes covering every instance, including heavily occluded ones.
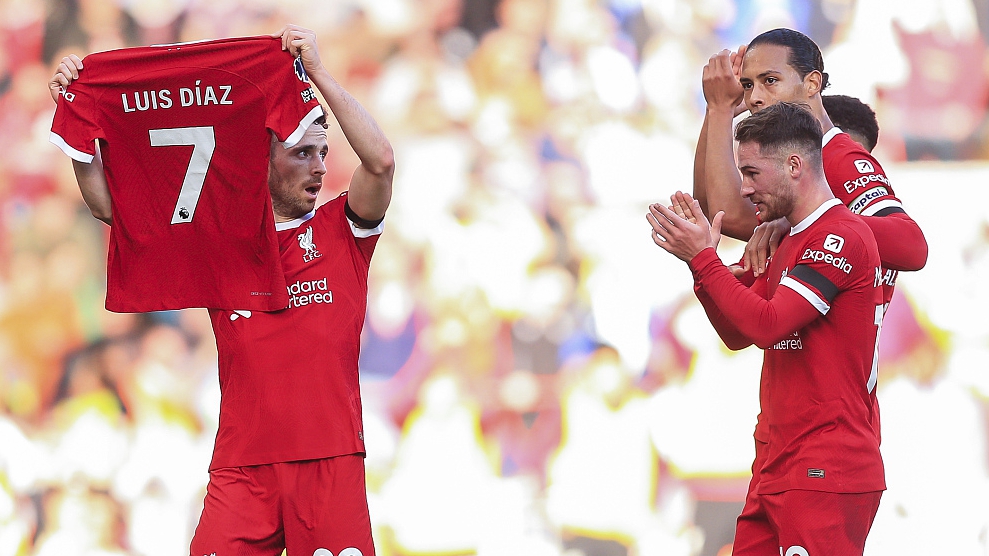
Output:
[789,264,839,303]
[872,206,906,217]
[345,199,384,229]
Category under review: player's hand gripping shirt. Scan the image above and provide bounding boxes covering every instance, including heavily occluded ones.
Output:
[50,36,323,312]
[690,199,886,494]
[207,194,381,469]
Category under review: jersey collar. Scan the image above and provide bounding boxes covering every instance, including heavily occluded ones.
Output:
[790,198,842,236]
[822,126,843,147]
[275,210,316,231]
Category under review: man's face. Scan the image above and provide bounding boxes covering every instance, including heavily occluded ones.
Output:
[739,44,810,114]
[268,124,328,222]
[737,141,795,222]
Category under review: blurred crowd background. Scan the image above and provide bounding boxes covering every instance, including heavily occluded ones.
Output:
[1,0,989,554]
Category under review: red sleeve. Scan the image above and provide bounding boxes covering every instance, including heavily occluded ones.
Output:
[261,39,324,147]
[693,282,753,350]
[693,263,764,350]
[688,248,820,349]
[825,139,904,216]
[49,56,102,163]
[860,211,928,271]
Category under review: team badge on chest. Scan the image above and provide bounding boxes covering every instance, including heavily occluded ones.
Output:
[298,226,322,263]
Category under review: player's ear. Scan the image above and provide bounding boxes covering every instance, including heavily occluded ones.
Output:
[804,70,823,97]
[787,154,802,177]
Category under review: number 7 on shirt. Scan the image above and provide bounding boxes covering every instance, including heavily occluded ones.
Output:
[149,126,216,224]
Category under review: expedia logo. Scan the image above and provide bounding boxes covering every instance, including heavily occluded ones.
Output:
[849,186,888,214]
[823,234,844,253]
[854,159,875,173]
[61,90,76,102]
[802,248,852,274]
[294,57,309,82]
[843,172,889,194]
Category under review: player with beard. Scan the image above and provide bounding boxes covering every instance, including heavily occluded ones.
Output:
[50,25,394,555]
[693,28,926,281]
[650,102,885,556]
[688,29,926,555]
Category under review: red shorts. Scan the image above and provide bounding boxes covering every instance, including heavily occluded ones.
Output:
[732,439,775,555]
[190,455,374,556]
[732,439,882,556]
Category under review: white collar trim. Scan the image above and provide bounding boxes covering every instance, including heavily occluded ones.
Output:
[822,126,843,147]
[790,198,842,236]
[275,210,316,231]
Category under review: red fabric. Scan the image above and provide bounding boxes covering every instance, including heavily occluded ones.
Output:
[860,211,928,272]
[690,248,819,349]
[763,489,882,556]
[191,455,375,555]
[208,195,379,469]
[50,36,323,312]
[732,439,775,556]
[691,202,886,494]
[824,132,902,218]
[823,131,928,307]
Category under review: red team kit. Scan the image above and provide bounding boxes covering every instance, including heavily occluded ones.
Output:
[50,36,323,312]
[50,36,383,554]
[47,30,922,556]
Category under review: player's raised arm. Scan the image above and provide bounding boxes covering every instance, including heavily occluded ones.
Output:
[72,151,112,225]
[49,55,113,225]
[275,25,394,226]
[698,48,760,241]
[693,111,711,214]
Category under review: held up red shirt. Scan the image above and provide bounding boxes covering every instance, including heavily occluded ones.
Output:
[50,36,323,312]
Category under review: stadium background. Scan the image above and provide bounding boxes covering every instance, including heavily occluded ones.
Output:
[1,0,988,554]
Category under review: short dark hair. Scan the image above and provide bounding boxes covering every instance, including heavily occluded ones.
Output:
[734,102,823,167]
[315,105,329,129]
[748,28,829,90]
[822,94,879,152]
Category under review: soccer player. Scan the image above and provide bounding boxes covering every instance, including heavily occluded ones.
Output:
[821,94,879,153]
[50,25,394,555]
[648,102,886,556]
[693,28,927,280]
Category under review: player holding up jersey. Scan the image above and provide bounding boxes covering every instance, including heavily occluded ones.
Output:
[50,25,394,556]
[649,102,885,556]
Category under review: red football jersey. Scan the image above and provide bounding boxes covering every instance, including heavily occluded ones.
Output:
[823,128,902,218]
[50,36,323,312]
[691,200,886,494]
[823,128,903,309]
[207,194,380,470]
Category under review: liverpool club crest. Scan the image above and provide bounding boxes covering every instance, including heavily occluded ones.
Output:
[298,226,322,263]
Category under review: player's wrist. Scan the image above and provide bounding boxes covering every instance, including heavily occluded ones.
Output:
[706,102,738,116]
[687,246,719,269]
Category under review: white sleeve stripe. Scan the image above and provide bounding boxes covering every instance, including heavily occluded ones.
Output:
[780,276,831,315]
[861,198,903,216]
[350,219,384,238]
[281,105,325,148]
[49,132,95,163]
